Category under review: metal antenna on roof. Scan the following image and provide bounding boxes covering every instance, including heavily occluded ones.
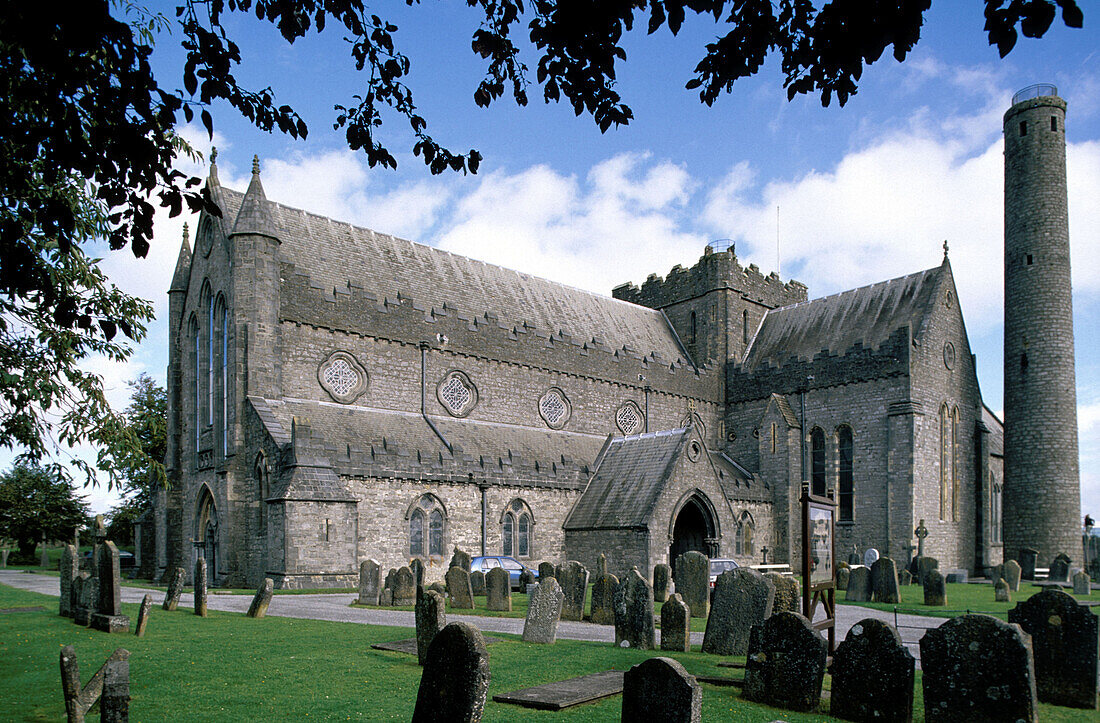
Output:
[776,205,781,278]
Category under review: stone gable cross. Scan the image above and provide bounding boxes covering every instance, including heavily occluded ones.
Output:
[914,519,929,559]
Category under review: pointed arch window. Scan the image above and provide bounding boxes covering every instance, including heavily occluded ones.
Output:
[429,510,444,557]
[206,290,214,427]
[501,499,533,558]
[810,427,826,497]
[939,404,949,520]
[409,510,425,557]
[215,295,229,456]
[408,494,446,559]
[735,512,755,556]
[743,309,750,345]
[951,406,959,522]
[837,426,854,522]
[991,476,1003,543]
[255,453,269,535]
[189,315,200,451]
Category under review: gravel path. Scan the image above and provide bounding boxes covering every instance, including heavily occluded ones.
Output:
[1,569,944,663]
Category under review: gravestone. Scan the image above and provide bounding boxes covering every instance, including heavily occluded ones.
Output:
[621,657,701,723]
[470,570,486,596]
[133,594,153,637]
[589,571,618,625]
[898,569,913,586]
[660,593,691,652]
[920,614,1038,722]
[702,568,774,656]
[1008,587,1099,709]
[427,581,447,596]
[91,542,130,633]
[519,568,537,589]
[448,547,472,572]
[612,568,655,650]
[675,551,709,619]
[411,622,490,723]
[247,578,273,618]
[830,618,915,723]
[485,566,511,612]
[60,646,130,723]
[194,557,208,617]
[40,537,50,568]
[871,557,901,604]
[836,566,850,591]
[1,549,8,567]
[1018,548,1038,580]
[863,548,880,568]
[848,550,862,566]
[394,566,418,606]
[60,544,79,618]
[523,578,564,644]
[384,568,397,594]
[945,570,968,584]
[415,588,447,666]
[596,552,608,576]
[162,567,185,611]
[995,578,1011,603]
[73,572,95,626]
[845,566,873,602]
[989,563,1004,584]
[1048,553,1071,583]
[101,657,129,723]
[1072,570,1090,596]
[743,611,827,712]
[923,569,947,607]
[555,560,589,622]
[358,559,381,605]
[410,557,426,588]
[538,561,555,582]
[445,566,474,609]
[765,572,800,615]
[1004,559,1022,591]
[910,555,939,585]
[653,563,671,603]
[380,588,394,606]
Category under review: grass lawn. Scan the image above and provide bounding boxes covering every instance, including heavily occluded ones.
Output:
[838,580,1098,620]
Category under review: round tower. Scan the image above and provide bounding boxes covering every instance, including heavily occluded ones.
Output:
[1002,85,1081,566]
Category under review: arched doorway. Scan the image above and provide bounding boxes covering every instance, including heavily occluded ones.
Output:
[196,487,218,583]
[669,493,718,579]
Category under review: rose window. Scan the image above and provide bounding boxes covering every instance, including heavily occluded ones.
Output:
[538,388,571,429]
[323,359,359,397]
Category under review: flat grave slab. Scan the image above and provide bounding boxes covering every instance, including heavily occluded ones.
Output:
[371,636,500,655]
[493,670,625,710]
[0,606,46,614]
[695,675,742,688]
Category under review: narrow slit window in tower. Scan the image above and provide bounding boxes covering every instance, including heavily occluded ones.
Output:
[1051,116,1057,132]
[1026,254,1033,265]
[1019,121,1027,136]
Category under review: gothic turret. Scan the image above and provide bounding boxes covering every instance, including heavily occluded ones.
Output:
[230,155,279,241]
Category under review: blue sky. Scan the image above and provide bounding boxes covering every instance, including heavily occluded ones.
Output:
[17,3,1098,520]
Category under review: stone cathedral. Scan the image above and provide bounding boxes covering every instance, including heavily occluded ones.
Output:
[142,89,1079,589]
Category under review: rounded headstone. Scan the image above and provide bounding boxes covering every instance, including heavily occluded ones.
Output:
[411,622,490,722]
[831,618,915,723]
[863,548,880,568]
[622,657,701,723]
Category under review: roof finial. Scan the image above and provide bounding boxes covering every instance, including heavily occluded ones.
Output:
[943,239,949,260]
[210,146,217,165]
[252,154,261,176]
[182,221,189,245]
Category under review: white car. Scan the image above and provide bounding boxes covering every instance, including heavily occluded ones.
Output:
[708,558,740,587]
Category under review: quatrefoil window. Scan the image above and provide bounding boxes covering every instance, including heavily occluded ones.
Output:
[538,388,571,429]
[616,401,643,436]
[317,351,368,404]
[437,370,477,417]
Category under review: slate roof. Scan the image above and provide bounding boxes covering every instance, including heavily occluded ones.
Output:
[564,428,690,530]
[741,264,945,372]
[212,183,687,363]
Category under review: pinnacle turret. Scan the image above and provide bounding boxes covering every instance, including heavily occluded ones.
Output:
[230,155,279,241]
[169,222,192,293]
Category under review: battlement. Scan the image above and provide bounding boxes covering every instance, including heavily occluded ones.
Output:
[612,245,807,310]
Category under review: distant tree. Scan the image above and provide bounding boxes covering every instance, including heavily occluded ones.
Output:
[0,465,90,561]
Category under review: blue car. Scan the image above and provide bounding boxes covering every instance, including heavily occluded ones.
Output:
[470,556,532,590]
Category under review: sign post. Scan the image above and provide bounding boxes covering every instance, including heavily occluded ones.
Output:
[801,490,837,654]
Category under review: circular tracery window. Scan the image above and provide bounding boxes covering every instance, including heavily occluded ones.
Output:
[943,341,956,370]
[317,351,368,403]
[437,370,478,417]
[538,388,571,429]
[615,401,643,435]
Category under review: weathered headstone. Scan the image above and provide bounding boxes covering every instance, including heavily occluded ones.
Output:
[445,565,474,609]
[485,566,511,612]
[845,566,873,602]
[831,618,915,722]
[1008,587,1099,709]
[518,567,536,589]
[193,556,208,617]
[380,588,394,606]
[537,561,555,582]
[470,570,486,596]
[523,578,564,644]
[40,537,50,568]
[848,550,862,566]
[394,566,418,606]
[448,546,472,572]
[995,578,1012,603]
[1,548,8,567]
[836,566,850,591]
[101,656,129,723]
[60,544,79,618]
[1072,570,1090,596]
[660,593,691,652]
[863,547,880,568]
[702,568,774,656]
[743,611,827,712]
[899,569,913,586]
[920,614,1038,722]
[358,559,381,605]
[621,657,701,723]
[871,557,901,604]
[1048,553,1071,583]
[589,571,618,625]
[411,622,490,723]
[91,542,130,633]
[765,572,800,614]
[410,557,426,588]
[988,563,1004,584]
[923,569,947,607]
[134,594,153,637]
[247,578,274,618]
[910,555,939,585]
[60,646,130,723]
[675,551,709,619]
[427,581,447,596]
[415,588,447,666]
[384,567,397,594]
[1004,559,1022,591]
[653,562,671,603]
[73,572,96,626]
[596,552,608,576]
[555,560,589,622]
[1018,547,1038,580]
[612,568,655,650]
[162,566,185,611]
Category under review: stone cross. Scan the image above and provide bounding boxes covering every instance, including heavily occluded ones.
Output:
[60,646,130,723]
[761,546,769,564]
[914,519,929,559]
